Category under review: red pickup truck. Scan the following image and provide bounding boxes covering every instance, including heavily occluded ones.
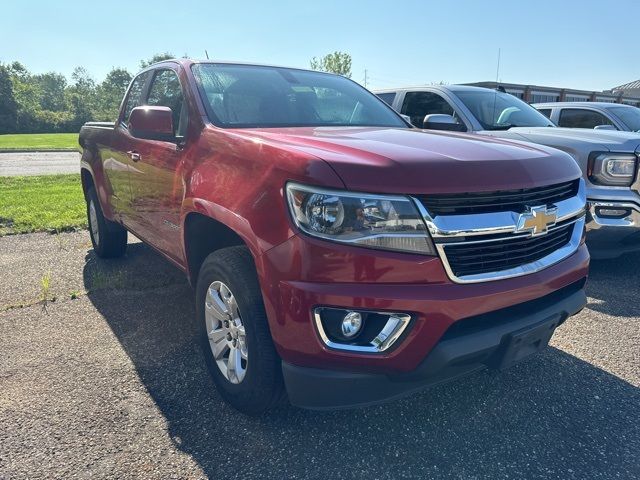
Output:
[79,59,589,414]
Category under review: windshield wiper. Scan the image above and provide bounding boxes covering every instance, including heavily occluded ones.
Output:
[485,123,549,130]
[486,124,518,130]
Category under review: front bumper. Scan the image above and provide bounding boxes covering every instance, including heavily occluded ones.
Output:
[588,200,640,230]
[586,182,640,231]
[283,280,586,409]
[260,234,589,374]
[586,199,640,257]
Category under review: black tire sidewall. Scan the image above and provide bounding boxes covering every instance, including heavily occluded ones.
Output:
[196,247,283,414]
[86,186,127,258]
[87,187,106,256]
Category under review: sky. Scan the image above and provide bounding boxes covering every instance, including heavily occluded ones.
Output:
[1,0,638,92]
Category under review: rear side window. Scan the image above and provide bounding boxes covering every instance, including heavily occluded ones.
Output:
[400,91,457,128]
[377,92,396,107]
[122,72,150,123]
[147,69,185,136]
[558,109,614,129]
[537,108,552,119]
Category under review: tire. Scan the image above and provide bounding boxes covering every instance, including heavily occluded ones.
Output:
[196,246,285,415]
[86,186,127,258]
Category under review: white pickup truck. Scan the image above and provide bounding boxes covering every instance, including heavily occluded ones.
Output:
[376,85,640,257]
[533,102,640,132]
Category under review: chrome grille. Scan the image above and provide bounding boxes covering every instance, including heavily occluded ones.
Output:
[414,179,587,284]
[418,180,579,216]
[442,223,574,278]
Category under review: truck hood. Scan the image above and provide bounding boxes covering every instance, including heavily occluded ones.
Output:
[483,127,640,154]
[240,127,581,194]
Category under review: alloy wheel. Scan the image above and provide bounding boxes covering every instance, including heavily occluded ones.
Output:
[204,281,248,384]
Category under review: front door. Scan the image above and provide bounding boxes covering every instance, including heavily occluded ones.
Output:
[127,66,189,263]
[105,71,152,223]
[400,91,465,129]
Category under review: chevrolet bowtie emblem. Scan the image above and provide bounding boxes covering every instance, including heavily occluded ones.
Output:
[516,205,558,236]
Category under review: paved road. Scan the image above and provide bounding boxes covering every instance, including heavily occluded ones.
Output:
[0,151,80,176]
[0,232,638,479]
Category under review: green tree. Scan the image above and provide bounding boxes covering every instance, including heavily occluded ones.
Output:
[34,72,67,111]
[7,61,30,82]
[1,56,184,133]
[102,67,132,94]
[71,66,95,92]
[66,67,97,130]
[139,52,175,69]
[95,67,132,121]
[310,51,352,78]
[0,65,18,133]
[7,62,43,132]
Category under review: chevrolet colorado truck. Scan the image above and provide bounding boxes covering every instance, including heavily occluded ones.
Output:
[377,85,640,257]
[79,60,588,414]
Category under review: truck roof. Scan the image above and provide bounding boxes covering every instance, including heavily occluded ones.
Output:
[138,58,341,78]
[374,84,487,94]
[532,101,635,109]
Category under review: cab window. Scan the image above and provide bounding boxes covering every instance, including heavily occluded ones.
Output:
[146,69,187,137]
[537,108,552,119]
[558,109,614,129]
[377,92,396,107]
[400,91,459,128]
[122,71,151,124]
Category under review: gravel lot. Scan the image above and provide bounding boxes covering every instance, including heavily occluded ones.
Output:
[0,231,638,479]
[0,152,80,176]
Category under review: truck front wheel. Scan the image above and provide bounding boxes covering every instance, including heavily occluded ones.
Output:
[86,187,127,258]
[196,246,285,414]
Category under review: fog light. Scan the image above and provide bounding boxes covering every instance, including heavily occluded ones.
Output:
[341,311,363,338]
[596,207,630,219]
[314,307,412,352]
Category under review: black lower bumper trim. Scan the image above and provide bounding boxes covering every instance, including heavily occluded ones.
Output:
[282,283,587,410]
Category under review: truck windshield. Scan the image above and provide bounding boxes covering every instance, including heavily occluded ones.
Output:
[191,63,408,129]
[454,90,555,130]
[610,106,640,132]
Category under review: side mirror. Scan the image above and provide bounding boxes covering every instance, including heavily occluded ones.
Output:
[423,114,466,132]
[594,124,616,131]
[129,106,175,142]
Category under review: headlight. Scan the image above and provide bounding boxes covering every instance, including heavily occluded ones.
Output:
[589,153,638,186]
[286,183,436,255]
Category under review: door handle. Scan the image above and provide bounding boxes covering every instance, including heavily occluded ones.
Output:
[127,150,141,161]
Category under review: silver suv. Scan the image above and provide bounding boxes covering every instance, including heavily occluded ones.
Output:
[376,85,640,256]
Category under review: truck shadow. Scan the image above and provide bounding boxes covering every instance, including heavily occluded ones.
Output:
[82,243,639,479]
[587,250,640,317]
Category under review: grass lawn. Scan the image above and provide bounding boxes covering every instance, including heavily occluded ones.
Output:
[0,174,86,235]
[0,133,79,151]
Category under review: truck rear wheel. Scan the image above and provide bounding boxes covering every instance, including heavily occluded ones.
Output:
[196,246,285,414]
[86,187,127,258]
